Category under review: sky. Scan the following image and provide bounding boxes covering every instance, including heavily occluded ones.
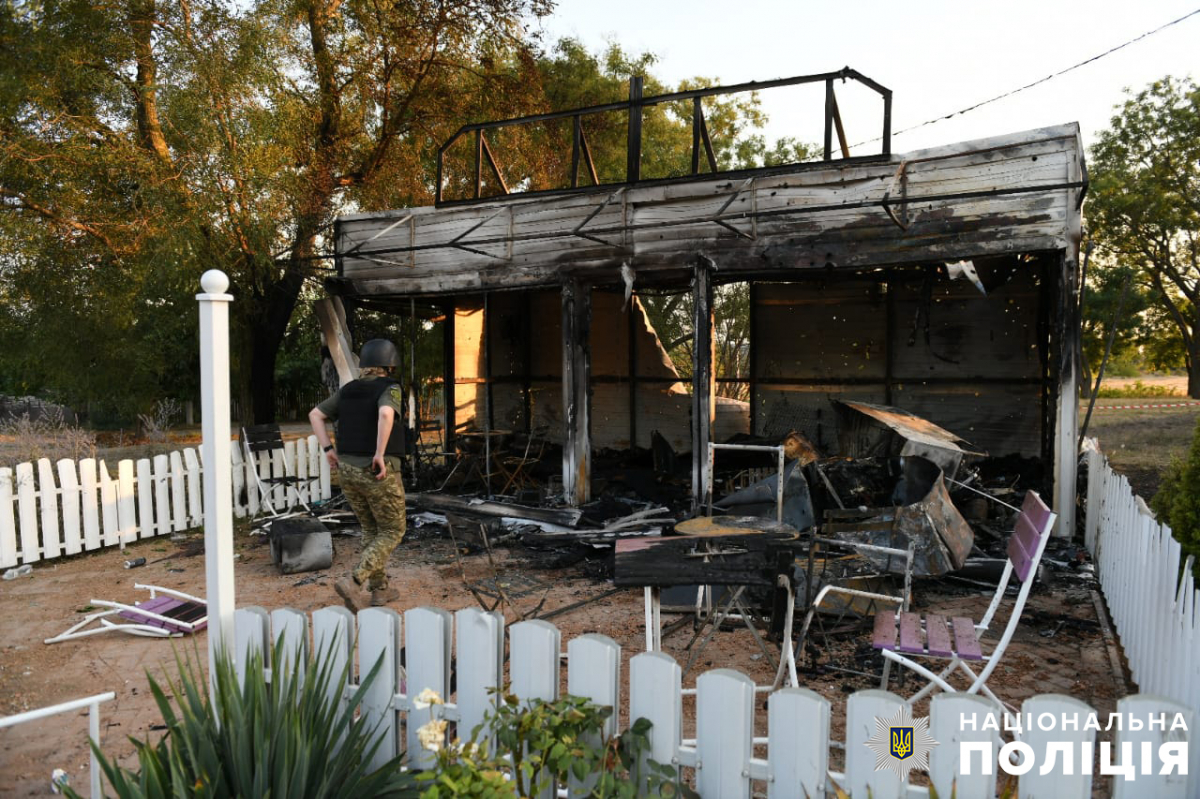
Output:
[534,0,1200,156]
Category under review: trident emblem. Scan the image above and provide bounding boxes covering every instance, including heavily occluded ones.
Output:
[890,726,914,760]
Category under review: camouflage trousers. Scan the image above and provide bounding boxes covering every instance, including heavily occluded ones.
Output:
[338,463,406,591]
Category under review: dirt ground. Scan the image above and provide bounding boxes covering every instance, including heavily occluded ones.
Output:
[0,513,1125,797]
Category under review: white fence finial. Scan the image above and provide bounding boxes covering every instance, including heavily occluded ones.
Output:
[198,269,235,688]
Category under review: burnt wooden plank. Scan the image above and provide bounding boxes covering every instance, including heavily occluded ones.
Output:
[613,533,799,588]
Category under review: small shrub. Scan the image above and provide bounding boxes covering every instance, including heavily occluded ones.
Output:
[1152,415,1200,576]
[73,642,420,799]
[138,398,181,443]
[0,408,96,467]
[413,690,691,798]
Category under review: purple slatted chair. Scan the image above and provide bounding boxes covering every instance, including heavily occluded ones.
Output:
[871,490,1056,708]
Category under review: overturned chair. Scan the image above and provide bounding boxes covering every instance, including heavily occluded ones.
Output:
[45,584,207,644]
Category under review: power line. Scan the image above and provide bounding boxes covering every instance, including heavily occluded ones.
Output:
[853,7,1200,147]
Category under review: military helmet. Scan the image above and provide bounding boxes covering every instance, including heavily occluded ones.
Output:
[358,338,400,368]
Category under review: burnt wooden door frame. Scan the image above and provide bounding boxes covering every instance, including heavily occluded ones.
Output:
[562,278,592,505]
[692,257,715,511]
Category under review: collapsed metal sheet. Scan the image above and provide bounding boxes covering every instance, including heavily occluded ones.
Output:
[836,400,985,478]
[714,460,815,532]
[824,457,973,576]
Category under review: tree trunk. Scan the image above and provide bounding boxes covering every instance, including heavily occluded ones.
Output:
[1189,345,1200,400]
[247,261,307,423]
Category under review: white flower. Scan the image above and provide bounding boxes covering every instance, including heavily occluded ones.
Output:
[414,688,443,707]
[417,718,448,752]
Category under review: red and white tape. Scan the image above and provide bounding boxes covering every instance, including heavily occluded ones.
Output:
[1091,401,1200,411]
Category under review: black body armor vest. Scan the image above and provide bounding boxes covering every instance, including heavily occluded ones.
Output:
[336,378,406,457]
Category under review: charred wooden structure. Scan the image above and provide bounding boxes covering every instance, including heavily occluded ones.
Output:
[329,70,1085,536]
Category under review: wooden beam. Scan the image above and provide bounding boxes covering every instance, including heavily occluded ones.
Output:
[1053,250,1080,538]
[748,281,758,434]
[628,295,638,449]
[561,279,592,505]
[314,297,356,387]
[692,258,715,511]
[442,298,456,451]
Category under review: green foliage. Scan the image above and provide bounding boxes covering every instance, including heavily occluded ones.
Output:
[1087,76,1200,397]
[1152,415,1200,575]
[71,642,419,799]
[414,690,691,798]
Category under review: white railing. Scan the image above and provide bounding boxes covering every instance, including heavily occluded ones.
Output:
[0,692,115,798]
[234,605,1196,798]
[1084,441,1200,712]
[0,435,332,568]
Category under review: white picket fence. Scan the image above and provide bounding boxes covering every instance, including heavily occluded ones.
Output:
[1084,442,1200,714]
[0,435,332,568]
[234,605,1196,799]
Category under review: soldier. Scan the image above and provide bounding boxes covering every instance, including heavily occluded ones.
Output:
[309,339,407,611]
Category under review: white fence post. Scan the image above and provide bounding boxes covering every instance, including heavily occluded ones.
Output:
[695,668,754,799]
[767,688,830,799]
[56,458,81,551]
[405,607,452,771]
[843,689,906,799]
[0,468,16,568]
[198,269,236,684]
[135,458,154,539]
[233,606,270,686]
[15,462,38,562]
[629,651,681,796]
[358,607,402,771]
[37,458,60,559]
[1019,694,1094,798]
[455,608,505,745]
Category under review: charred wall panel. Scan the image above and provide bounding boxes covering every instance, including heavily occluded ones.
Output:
[751,267,1045,459]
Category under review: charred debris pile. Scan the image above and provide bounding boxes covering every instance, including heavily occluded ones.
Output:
[399,400,1093,598]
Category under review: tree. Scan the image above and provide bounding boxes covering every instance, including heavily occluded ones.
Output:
[1,0,551,423]
[1088,77,1200,397]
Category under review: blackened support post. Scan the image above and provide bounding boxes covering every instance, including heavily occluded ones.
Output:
[1053,249,1080,538]
[627,76,644,184]
[442,299,456,454]
[692,257,715,511]
[562,279,592,505]
[824,79,834,161]
[628,296,638,449]
[522,293,533,434]
[748,281,758,435]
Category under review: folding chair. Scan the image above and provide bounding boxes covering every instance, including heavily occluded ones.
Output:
[771,534,915,691]
[45,584,207,643]
[241,423,316,518]
[871,490,1056,708]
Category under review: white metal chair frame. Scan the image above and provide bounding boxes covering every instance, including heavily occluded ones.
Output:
[771,536,915,691]
[44,584,207,644]
[241,424,315,519]
[877,491,1056,709]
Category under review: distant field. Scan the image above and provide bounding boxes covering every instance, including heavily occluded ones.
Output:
[1083,376,1198,499]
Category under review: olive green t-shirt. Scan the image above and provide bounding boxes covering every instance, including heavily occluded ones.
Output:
[316,378,405,471]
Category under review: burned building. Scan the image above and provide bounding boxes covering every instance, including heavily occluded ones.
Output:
[324,69,1084,536]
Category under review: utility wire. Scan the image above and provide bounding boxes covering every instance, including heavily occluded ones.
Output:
[853,7,1200,147]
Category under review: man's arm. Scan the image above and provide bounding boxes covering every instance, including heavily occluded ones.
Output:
[372,406,396,479]
[309,407,339,469]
